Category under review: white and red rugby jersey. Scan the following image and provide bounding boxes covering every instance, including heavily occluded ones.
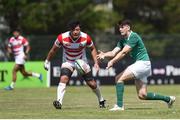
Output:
[55,31,93,63]
[8,36,29,57]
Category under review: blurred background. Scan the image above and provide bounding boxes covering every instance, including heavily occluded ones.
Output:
[0,0,180,61]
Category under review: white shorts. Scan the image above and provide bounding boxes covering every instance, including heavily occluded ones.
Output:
[15,55,25,65]
[61,62,75,72]
[61,61,91,73]
[127,61,151,84]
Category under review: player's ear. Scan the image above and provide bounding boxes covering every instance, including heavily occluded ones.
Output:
[127,25,130,31]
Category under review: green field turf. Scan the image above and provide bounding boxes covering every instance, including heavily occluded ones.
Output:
[0,85,179,119]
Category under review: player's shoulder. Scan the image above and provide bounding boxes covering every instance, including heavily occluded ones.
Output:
[130,31,141,40]
[80,31,92,41]
[80,31,89,38]
[18,35,25,39]
[57,31,70,39]
[131,31,140,37]
[9,37,14,42]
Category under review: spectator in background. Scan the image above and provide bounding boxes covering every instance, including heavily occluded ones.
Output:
[44,20,106,109]
[4,28,42,90]
[97,19,176,111]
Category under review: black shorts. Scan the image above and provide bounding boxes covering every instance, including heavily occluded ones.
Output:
[60,68,73,78]
[82,71,93,81]
[61,67,93,81]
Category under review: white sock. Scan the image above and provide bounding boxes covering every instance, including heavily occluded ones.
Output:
[32,72,40,78]
[57,82,66,104]
[92,84,104,102]
[10,82,16,88]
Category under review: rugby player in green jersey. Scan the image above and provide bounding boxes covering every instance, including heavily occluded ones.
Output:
[97,19,175,111]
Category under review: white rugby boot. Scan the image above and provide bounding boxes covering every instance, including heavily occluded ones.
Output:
[109,104,124,111]
[167,96,176,108]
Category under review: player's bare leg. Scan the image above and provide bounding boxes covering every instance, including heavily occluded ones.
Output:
[19,65,32,77]
[19,65,42,82]
[5,64,42,90]
[86,79,106,108]
[109,69,135,111]
[53,67,72,109]
[4,64,20,90]
[135,79,176,108]
[53,75,69,109]
[12,64,20,82]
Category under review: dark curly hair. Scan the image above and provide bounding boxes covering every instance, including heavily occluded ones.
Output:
[67,19,81,30]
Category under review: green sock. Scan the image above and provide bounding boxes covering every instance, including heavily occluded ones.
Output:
[146,92,170,103]
[116,83,124,107]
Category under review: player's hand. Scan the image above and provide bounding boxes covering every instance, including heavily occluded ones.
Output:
[97,50,105,60]
[44,60,50,71]
[106,60,114,69]
[23,55,28,60]
[94,63,100,72]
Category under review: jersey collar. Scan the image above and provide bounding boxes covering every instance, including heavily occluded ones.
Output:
[14,36,20,40]
[127,31,132,41]
[69,31,81,42]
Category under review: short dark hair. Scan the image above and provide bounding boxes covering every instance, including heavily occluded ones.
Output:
[118,19,132,28]
[12,28,21,33]
[67,20,81,30]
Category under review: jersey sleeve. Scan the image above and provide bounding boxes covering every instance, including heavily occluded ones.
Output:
[126,36,138,48]
[116,41,122,49]
[54,34,62,48]
[86,35,93,47]
[22,37,29,46]
[112,47,121,55]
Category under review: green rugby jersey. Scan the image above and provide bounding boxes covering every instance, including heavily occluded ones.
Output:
[117,31,150,61]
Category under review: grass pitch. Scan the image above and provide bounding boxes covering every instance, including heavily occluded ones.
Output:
[0,85,179,119]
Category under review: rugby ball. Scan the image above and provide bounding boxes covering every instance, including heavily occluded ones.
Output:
[75,59,91,75]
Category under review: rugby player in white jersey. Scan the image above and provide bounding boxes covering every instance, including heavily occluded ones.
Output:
[44,20,106,109]
[97,19,175,111]
[5,29,42,90]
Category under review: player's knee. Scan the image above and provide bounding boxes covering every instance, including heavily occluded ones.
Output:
[13,70,17,74]
[13,68,19,72]
[115,76,123,83]
[21,71,29,76]
[115,76,119,82]
[87,80,97,89]
[138,92,147,100]
[60,75,69,83]
[59,68,72,83]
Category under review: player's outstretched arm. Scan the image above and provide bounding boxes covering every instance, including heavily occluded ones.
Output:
[7,46,12,54]
[90,45,100,71]
[97,47,120,60]
[23,45,30,60]
[25,45,30,55]
[44,45,59,70]
[106,45,131,69]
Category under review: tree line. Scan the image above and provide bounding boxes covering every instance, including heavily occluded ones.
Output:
[0,0,180,35]
[0,0,180,61]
